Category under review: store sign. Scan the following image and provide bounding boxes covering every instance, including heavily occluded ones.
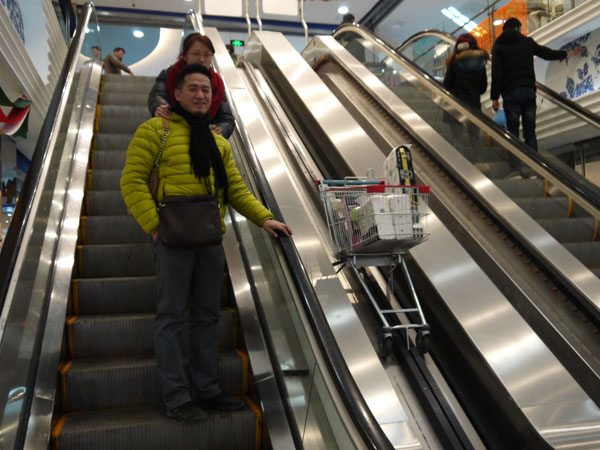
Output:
[262,0,297,16]
[204,0,242,17]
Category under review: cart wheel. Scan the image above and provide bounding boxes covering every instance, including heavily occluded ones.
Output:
[416,330,431,355]
[379,334,393,362]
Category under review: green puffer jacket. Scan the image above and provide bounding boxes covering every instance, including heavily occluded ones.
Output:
[121,114,274,234]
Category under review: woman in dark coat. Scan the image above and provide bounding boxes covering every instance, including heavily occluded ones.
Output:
[443,33,489,157]
[148,33,235,138]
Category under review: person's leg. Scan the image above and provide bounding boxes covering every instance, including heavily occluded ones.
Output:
[188,244,225,401]
[153,239,195,411]
[521,87,538,151]
[502,89,521,142]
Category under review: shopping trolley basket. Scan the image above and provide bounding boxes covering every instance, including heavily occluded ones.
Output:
[317,179,432,355]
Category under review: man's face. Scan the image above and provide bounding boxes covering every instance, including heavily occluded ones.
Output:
[92,48,101,58]
[115,49,125,60]
[174,72,212,115]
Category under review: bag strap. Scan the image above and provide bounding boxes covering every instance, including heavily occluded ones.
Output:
[153,118,170,168]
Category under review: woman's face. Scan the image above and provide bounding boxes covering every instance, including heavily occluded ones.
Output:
[184,40,214,68]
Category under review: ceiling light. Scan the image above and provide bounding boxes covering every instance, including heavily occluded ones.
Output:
[133,30,144,38]
[338,6,349,15]
[441,8,453,19]
[493,19,504,26]
[85,27,91,33]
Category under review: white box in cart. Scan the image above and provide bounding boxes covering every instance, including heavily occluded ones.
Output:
[387,194,413,239]
[356,195,395,240]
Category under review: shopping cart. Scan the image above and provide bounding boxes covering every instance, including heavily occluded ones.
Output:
[318,179,431,356]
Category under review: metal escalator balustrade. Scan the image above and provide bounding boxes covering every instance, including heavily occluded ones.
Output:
[331,24,600,321]
[299,33,600,448]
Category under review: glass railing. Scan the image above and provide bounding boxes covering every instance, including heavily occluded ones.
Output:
[375,0,588,52]
[395,30,600,181]
[229,202,355,449]
[0,4,98,449]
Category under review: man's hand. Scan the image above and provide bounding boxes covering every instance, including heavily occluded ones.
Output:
[211,126,223,135]
[262,219,292,238]
[155,104,172,119]
[567,48,584,57]
[492,99,500,111]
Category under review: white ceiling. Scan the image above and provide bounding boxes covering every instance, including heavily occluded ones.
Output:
[88,0,377,26]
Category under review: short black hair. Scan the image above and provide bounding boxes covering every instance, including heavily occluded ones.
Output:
[177,63,212,90]
[113,47,125,53]
[503,17,522,30]
[342,13,355,23]
[91,45,101,51]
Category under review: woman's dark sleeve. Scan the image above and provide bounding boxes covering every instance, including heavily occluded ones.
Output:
[213,95,236,139]
[479,66,488,95]
[443,64,454,90]
[147,69,170,116]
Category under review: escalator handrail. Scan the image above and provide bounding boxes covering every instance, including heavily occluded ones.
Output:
[0,3,92,317]
[192,14,393,450]
[396,29,600,133]
[333,24,600,220]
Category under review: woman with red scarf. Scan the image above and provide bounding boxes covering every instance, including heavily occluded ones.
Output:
[148,33,235,138]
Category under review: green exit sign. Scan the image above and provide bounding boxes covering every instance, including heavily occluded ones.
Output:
[230,39,245,47]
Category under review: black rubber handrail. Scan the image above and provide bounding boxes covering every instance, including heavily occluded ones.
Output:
[397,29,600,133]
[333,24,600,216]
[0,3,92,315]
[242,139,394,450]
[189,12,392,448]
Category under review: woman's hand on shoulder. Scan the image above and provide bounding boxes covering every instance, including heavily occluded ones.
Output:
[155,104,172,119]
[262,219,292,238]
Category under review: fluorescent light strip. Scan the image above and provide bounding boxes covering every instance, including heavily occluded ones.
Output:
[441,6,479,34]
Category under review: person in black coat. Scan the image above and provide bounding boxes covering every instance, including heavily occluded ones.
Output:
[443,33,489,157]
[491,17,583,151]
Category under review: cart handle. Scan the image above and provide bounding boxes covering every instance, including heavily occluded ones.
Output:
[316,179,385,186]
[318,181,431,194]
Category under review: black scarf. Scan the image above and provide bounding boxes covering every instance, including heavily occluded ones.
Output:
[172,103,228,203]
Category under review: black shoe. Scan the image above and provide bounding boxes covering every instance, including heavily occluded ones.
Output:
[167,401,207,422]
[200,394,245,411]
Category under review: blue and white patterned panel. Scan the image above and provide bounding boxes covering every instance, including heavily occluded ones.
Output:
[545,30,600,100]
[0,0,25,43]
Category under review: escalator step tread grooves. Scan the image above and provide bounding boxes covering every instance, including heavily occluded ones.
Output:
[54,74,257,450]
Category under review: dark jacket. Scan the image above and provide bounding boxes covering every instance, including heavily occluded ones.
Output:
[103,53,132,75]
[491,28,566,100]
[147,68,235,139]
[443,49,488,109]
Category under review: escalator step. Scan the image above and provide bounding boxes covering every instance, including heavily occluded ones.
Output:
[80,215,147,245]
[66,310,235,358]
[91,150,127,170]
[85,191,128,216]
[492,178,548,198]
[101,92,150,107]
[513,196,571,219]
[86,169,124,191]
[95,133,133,151]
[53,405,258,450]
[76,243,153,278]
[100,104,149,122]
[537,217,597,243]
[73,276,156,314]
[99,118,150,134]
[563,242,600,269]
[61,352,246,412]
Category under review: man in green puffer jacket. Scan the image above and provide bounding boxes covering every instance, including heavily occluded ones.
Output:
[121,63,291,423]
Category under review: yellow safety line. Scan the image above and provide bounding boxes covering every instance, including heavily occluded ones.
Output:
[245,396,263,450]
[544,179,550,197]
[235,349,249,395]
[51,414,68,449]
[76,246,84,280]
[593,218,599,241]
[71,279,80,315]
[66,317,78,359]
[566,197,574,218]
[79,216,87,245]
[59,361,74,412]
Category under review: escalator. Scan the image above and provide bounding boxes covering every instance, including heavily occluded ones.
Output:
[0,6,415,450]
[228,28,600,448]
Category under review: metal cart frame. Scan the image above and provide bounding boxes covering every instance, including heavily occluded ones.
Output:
[318,179,431,356]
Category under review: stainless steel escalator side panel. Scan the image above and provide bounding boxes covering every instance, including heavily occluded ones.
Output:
[302,35,600,447]
[222,214,298,450]
[22,60,103,449]
[305,35,600,321]
[210,28,424,449]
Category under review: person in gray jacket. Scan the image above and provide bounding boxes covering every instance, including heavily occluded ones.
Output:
[147,33,235,139]
[103,47,133,75]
